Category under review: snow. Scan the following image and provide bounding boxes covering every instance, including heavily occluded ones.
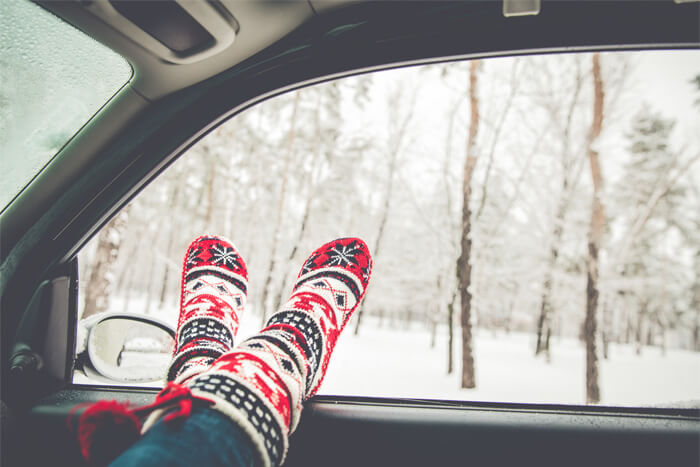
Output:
[76,300,700,408]
[320,319,700,408]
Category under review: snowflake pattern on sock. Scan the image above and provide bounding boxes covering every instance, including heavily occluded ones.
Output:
[184,238,372,467]
[208,243,244,270]
[297,238,371,291]
[276,237,372,395]
[167,235,248,382]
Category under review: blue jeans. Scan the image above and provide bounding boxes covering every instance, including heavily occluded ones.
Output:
[110,407,255,467]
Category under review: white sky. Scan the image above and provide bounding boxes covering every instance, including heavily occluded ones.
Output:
[634,50,700,148]
[350,49,700,187]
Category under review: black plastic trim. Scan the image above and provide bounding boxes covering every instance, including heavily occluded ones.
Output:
[10,388,700,467]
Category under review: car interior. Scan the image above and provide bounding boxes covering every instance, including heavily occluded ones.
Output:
[1,1,699,465]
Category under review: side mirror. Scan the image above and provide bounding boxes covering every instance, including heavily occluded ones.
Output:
[77,313,175,384]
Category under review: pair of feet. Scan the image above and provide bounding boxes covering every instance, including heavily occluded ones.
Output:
[165,235,372,466]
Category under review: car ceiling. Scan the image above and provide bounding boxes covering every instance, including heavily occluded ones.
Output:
[40,0,351,100]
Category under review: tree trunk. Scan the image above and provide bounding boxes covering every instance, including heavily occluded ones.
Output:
[443,101,460,375]
[272,92,323,312]
[259,91,300,326]
[447,290,456,374]
[457,60,480,389]
[635,303,647,355]
[584,53,605,404]
[535,196,566,358]
[354,86,415,335]
[535,67,584,358]
[272,186,313,312]
[602,306,610,360]
[82,207,130,319]
[158,171,185,310]
[692,309,700,351]
[143,228,160,315]
[202,142,218,229]
[121,254,137,312]
[475,59,520,220]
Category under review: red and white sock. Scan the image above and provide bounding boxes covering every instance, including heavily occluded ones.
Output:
[186,238,372,466]
[167,235,248,383]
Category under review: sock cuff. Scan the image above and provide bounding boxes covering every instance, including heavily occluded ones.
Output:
[189,371,289,467]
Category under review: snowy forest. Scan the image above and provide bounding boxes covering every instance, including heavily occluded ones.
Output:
[78,50,700,407]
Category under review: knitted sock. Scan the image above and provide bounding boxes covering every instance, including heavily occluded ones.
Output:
[186,238,372,466]
[167,235,248,383]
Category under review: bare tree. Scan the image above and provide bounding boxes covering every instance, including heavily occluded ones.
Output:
[157,168,186,310]
[535,60,585,359]
[82,207,130,319]
[584,53,605,404]
[456,60,481,389]
[272,91,325,312]
[353,84,416,335]
[475,59,521,220]
[258,91,301,325]
[440,97,461,374]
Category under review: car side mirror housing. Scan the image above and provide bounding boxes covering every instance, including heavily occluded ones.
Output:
[76,313,175,384]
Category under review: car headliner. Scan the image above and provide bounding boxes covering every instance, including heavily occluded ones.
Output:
[1,0,699,367]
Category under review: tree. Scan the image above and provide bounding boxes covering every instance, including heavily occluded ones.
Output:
[693,74,700,108]
[534,58,586,359]
[259,91,301,325]
[443,100,461,374]
[82,207,130,319]
[456,60,481,389]
[608,105,698,355]
[353,83,416,335]
[583,53,605,404]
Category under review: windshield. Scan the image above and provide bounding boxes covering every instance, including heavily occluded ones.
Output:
[0,0,132,211]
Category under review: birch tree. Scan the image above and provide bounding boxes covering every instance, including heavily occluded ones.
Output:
[259,91,301,325]
[353,84,416,335]
[534,58,586,358]
[456,60,481,389]
[583,53,605,404]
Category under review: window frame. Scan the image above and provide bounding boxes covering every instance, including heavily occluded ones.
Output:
[3,0,699,415]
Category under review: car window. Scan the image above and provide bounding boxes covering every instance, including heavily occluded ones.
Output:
[75,50,700,408]
[0,0,132,211]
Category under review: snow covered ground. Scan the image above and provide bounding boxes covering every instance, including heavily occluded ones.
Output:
[76,301,700,408]
[239,313,700,408]
[319,319,700,407]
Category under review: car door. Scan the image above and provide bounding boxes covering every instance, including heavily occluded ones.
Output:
[2,1,699,466]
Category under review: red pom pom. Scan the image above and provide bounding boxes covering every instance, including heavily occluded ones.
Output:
[77,400,142,466]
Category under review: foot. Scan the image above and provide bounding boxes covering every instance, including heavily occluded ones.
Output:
[265,236,372,396]
[167,235,248,382]
[186,238,372,467]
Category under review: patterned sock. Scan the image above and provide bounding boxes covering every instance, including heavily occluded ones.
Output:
[186,238,372,467]
[167,235,248,383]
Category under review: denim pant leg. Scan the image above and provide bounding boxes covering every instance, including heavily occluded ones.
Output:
[110,407,255,467]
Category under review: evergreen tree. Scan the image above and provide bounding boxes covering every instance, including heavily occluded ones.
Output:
[612,106,686,353]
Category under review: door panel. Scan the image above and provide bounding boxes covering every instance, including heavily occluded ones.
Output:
[6,388,699,466]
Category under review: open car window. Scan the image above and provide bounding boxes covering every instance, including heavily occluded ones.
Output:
[75,49,700,408]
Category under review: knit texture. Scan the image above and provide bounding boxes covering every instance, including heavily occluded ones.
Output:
[167,235,248,383]
[187,237,372,466]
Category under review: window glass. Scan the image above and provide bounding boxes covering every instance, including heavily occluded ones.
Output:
[76,50,700,408]
[0,0,132,210]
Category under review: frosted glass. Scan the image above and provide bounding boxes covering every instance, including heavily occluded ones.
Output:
[0,0,132,210]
